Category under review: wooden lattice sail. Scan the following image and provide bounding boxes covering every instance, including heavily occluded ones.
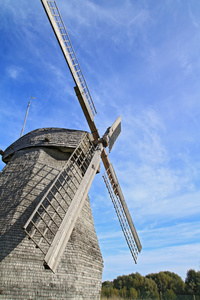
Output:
[40,0,142,261]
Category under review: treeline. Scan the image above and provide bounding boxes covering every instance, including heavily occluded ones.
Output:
[101,269,200,299]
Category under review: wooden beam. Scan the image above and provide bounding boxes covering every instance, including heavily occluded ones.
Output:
[44,144,103,272]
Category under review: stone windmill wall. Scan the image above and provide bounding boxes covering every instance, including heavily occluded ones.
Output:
[0,128,103,299]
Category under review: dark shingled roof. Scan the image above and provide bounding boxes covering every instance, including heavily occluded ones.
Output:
[3,128,90,163]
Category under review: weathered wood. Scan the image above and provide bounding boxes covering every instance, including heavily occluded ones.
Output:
[0,128,103,299]
[2,128,86,163]
[45,144,103,272]
[41,0,97,121]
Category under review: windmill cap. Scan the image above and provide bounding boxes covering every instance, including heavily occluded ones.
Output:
[2,127,91,163]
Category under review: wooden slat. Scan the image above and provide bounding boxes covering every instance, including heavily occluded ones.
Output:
[44,144,103,272]
[102,160,142,262]
[41,0,97,124]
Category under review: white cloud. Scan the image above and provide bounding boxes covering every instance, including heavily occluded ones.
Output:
[141,221,200,248]
[6,66,24,80]
[102,243,200,281]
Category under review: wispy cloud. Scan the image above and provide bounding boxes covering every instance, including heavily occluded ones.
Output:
[102,243,200,281]
[6,66,24,80]
[141,220,200,248]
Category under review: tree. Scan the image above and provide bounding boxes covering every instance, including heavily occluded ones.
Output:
[164,289,176,300]
[130,287,138,299]
[130,273,159,299]
[143,277,159,299]
[147,272,171,297]
[162,271,185,295]
[119,286,127,298]
[146,271,185,298]
[101,281,114,298]
[185,269,200,296]
[101,269,192,299]
[113,276,123,290]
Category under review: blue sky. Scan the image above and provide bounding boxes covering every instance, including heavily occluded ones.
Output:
[1,0,200,282]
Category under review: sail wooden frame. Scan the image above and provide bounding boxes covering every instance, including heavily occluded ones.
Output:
[24,0,142,272]
[24,133,102,272]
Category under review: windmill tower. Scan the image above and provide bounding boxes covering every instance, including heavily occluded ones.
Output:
[0,1,142,299]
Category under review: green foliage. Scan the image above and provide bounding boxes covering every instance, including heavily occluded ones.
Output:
[101,269,200,299]
[185,269,200,296]
[164,289,176,300]
[102,272,159,299]
[146,271,185,297]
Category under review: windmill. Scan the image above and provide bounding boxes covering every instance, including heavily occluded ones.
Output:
[23,0,141,273]
[0,1,142,298]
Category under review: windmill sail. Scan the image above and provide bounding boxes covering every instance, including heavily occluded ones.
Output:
[41,0,99,140]
[103,163,142,263]
[40,0,142,266]
[24,133,102,272]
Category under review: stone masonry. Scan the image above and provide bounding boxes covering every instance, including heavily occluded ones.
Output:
[0,128,104,299]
